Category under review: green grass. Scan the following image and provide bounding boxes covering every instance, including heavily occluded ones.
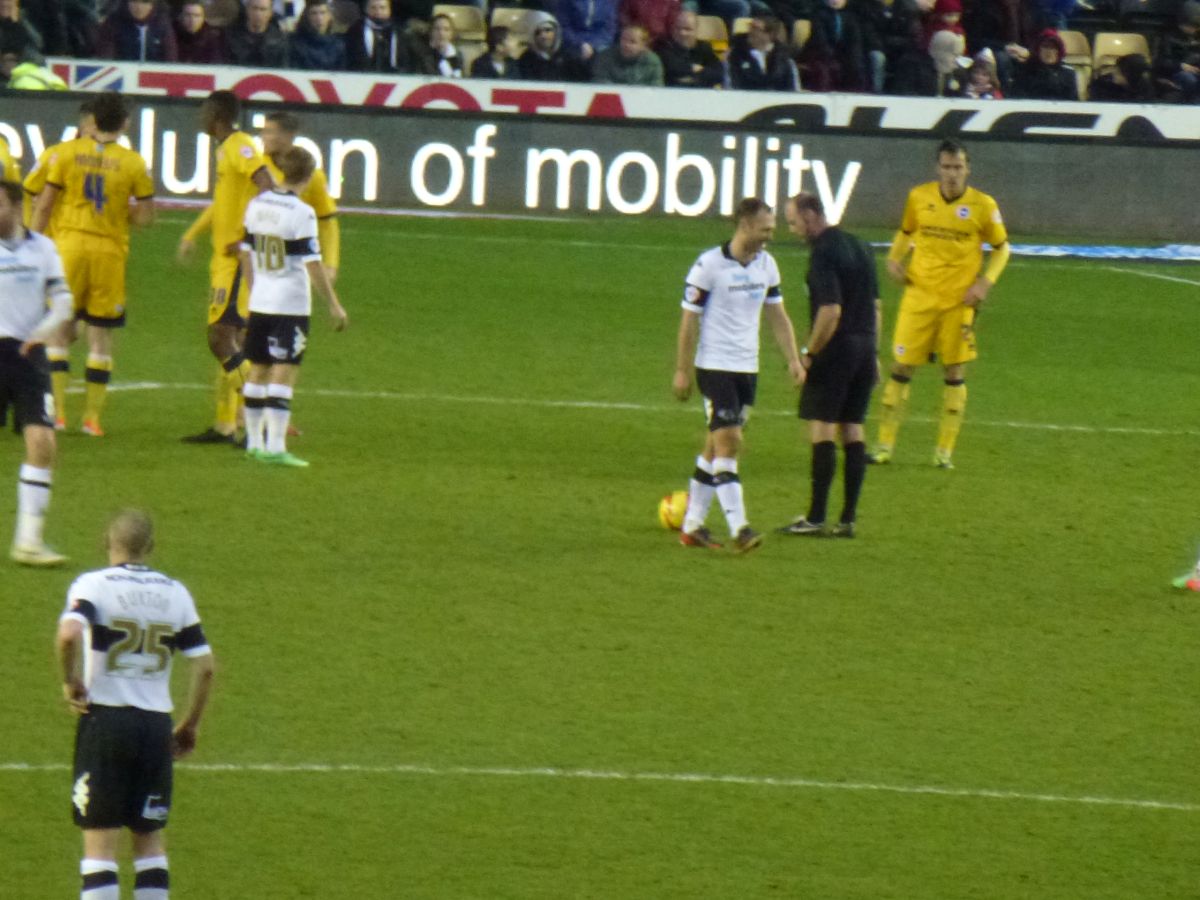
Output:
[3,212,1198,898]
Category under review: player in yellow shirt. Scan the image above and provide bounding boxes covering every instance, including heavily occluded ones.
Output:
[25,100,99,420]
[177,90,273,445]
[260,111,340,284]
[870,139,1010,469]
[32,92,155,437]
[23,100,98,237]
[1,136,19,183]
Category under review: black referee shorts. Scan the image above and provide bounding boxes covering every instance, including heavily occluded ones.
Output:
[71,705,174,832]
[0,339,54,432]
[799,337,876,424]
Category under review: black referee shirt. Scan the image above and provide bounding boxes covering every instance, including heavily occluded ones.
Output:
[806,226,878,342]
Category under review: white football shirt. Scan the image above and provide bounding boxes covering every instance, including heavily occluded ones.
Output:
[0,229,73,342]
[681,242,783,373]
[242,189,322,316]
[60,564,211,714]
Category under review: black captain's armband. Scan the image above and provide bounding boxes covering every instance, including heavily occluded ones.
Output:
[683,284,710,308]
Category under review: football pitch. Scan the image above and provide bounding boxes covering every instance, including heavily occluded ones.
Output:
[3,211,1199,898]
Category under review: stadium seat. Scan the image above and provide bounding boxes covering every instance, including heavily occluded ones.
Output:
[1092,31,1151,70]
[434,4,487,41]
[732,16,753,35]
[792,18,811,49]
[205,0,241,28]
[1059,30,1092,87]
[330,0,361,34]
[696,15,729,55]
[489,7,542,46]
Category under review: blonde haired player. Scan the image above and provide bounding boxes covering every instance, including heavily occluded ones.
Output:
[178,90,273,445]
[239,147,347,467]
[1,134,19,182]
[871,139,1010,469]
[32,92,155,438]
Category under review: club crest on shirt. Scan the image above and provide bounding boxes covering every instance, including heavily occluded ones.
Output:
[239,145,255,159]
[957,206,970,219]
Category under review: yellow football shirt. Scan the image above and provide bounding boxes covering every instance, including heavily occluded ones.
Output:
[43,138,154,253]
[23,145,58,230]
[212,131,268,254]
[899,182,1008,303]
[1,138,18,182]
[264,153,340,268]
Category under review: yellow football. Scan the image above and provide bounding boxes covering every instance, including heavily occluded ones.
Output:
[657,490,688,530]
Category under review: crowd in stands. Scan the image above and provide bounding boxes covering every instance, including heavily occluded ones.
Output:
[1,0,1198,102]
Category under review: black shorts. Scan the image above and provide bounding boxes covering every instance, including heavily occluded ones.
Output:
[696,368,757,431]
[799,337,877,424]
[245,313,311,366]
[0,339,54,432]
[72,705,174,832]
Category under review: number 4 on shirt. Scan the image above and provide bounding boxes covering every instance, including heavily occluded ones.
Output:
[83,173,106,213]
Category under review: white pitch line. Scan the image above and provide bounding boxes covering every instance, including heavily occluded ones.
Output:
[105,380,1200,438]
[1102,265,1200,287]
[1,760,1194,812]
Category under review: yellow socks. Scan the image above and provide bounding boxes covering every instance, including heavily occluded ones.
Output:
[937,380,968,458]
[83,354,113,428]
[215,354,249,434]
[876,374,911,451]
[47,347,69,424]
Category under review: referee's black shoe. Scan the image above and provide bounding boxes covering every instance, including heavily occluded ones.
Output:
[777,517,826,536]
[181,427,237,445]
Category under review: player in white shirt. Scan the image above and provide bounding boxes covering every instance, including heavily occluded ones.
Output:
[239,147,347,468]
[55,510,216,900]
[0,180,74,566]
[671,197,804,553]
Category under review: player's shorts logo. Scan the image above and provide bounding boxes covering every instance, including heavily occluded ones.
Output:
[72,772,91,816]
[292,327,308,357]
[141,793,169,822]
[267,337,288,361]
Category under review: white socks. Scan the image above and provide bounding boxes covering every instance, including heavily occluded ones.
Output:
[712,456,748,534]
[265,383,293,455]
[80,859,119,899]
[133,854,169,899]
[15,463,51,548]
[682,455,716,534]
[243,382,268,452]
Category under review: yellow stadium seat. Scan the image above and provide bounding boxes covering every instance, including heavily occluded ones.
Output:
[1092,32,1151,70]
[489,7,542,45]
[696,15,729,55]
[434,4,487,41]
[792,18,811,49]
[732,16,753,35]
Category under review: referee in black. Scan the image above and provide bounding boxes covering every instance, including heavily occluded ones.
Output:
[778,193,880,538]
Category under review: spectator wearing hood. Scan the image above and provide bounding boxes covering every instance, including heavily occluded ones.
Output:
[176,1,226,64]
[803,0,868,92]
[1155,0,1200,104]
[96,0,178,61]
[591,22,664,84]
[518,15,583,81]
[1010,28,1076,100]
[655,9,724,88]
[346,0,410,72]
[558,0,619,64]
[728,14,800,90]
[1089,52,1156,103]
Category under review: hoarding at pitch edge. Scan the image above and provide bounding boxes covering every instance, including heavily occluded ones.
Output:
[1,94,1193,239]
[47,58,1200,145]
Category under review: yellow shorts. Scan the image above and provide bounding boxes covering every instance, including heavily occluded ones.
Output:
[58,234,127,327]
[207,255,249,327]
[891,288,977,367]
